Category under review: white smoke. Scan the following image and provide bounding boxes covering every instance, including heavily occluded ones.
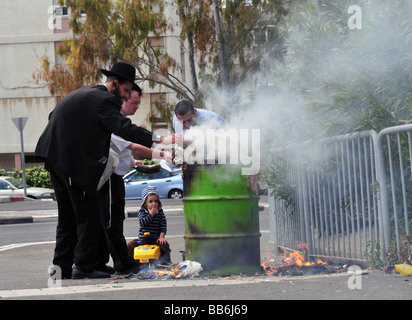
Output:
[193,0,412,174]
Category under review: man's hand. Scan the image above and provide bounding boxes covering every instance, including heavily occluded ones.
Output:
[163,151,173,163]
[162,134,183,146]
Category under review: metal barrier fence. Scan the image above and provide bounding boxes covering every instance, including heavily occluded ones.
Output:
[268,124,412,263]
[376,124,412,261]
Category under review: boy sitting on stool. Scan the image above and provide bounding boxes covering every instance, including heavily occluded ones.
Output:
[127,186,172,265]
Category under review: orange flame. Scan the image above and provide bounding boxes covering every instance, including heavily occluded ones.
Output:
[282,242,327,267]
[261,257,278,275]
[261,242,327,275]
[154,267,179,278]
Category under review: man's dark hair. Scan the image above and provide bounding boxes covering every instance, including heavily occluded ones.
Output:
[175,100,195,116]
[132,87,142,97]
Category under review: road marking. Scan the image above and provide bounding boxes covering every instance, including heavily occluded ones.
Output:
[0,241,56,252]
[0,230,269,252]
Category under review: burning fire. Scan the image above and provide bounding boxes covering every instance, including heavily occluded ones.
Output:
[138,261,203,279]
[154,267,180,278]
[261,258,278,275]
[138,242,328,278]
[284,250,327,267]
[261,242,327,275]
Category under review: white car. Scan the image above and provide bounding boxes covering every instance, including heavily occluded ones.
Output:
[123,169,183,200]
[0,176,55,200]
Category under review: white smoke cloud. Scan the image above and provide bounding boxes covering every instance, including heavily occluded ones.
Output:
[194,0,412,173]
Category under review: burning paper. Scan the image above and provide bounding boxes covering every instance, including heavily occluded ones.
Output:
[175,261,203,279]
[261,242,340,277]
[129,261,203,280]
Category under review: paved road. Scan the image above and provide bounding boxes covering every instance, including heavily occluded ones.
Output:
[0,198,411,302]
[0,205,186,247]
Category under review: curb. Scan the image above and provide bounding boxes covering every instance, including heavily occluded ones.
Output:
[126,206,184,218]
[0,196,28,204]
[0,216,34,225]
[0,206,185,226]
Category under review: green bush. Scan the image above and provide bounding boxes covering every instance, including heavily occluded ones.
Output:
[1,159,157,189]
[0,166,52,189]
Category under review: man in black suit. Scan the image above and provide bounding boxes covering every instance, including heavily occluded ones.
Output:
[36,62,164,279]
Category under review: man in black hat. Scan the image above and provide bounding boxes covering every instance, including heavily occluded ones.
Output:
[36,62,165,279]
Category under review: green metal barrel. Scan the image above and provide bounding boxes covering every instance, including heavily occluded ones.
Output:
[183,164,261,275]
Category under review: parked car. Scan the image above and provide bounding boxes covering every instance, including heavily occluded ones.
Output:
[123,168,183,200]
[0,176,55,200]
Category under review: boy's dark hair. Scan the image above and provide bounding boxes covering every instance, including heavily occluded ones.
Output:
[175,100,195,116]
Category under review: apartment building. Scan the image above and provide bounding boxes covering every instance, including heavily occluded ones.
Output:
[0,0,189,170]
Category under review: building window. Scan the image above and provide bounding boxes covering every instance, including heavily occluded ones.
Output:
[53,0,68,16]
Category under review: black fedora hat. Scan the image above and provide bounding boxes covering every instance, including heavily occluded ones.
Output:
[101,62,137,84]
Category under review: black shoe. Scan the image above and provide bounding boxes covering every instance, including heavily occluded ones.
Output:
[61,267,73,279]
[72,265,111,279]
[115,263,140,275]
[96,265,115,274]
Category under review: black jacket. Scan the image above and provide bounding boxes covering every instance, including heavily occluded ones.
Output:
[35,85,153,195]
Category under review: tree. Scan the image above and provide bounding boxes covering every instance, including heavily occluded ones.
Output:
[34,0,290,112]
[173,0,290,111]
[209,0,290,89]
[34,0,195,106]
[272,0,412,134]
[175,0,211,98]
[211,0,230,89]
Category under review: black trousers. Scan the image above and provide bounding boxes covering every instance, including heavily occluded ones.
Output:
[97,174,135,272]
[47,161,100,274]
